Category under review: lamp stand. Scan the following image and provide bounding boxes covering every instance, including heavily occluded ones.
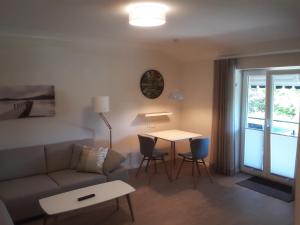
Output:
[99,113,112,149]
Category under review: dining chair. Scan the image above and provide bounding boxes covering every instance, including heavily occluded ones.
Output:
[136,135,171,184]
[176,138,213,187]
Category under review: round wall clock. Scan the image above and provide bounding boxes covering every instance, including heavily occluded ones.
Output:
[140,70,164,99]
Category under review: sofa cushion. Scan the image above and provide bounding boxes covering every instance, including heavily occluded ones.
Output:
[70,144,84,169]
[45,139,94,173]
[48,169,107,192]
[106,167,129,182]
[103,150,126,174]
[0,175,59,222]
[0,145,46,182]
[0,200,14,225]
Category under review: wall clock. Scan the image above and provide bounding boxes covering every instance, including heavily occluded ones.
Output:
[140,70,164,99]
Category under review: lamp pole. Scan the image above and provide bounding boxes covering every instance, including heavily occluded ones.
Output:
[93,96,112,149]
[99,112,112,149]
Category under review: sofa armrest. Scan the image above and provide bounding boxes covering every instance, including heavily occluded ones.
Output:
[106,166,129,182]
[0,200,14,225]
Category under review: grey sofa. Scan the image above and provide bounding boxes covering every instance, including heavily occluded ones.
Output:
[0,200,14,225]
[0,139,128,222]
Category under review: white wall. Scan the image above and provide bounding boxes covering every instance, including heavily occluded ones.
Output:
[0,36,183,167]
[178,60,214,155]
[237,52,300,69]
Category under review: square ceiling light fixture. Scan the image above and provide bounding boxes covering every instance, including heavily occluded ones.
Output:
[126,2,169,27]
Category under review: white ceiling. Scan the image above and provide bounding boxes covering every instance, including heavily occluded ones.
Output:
[1,0,300,60]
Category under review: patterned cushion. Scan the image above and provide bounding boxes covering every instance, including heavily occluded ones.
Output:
[76,146,108,174]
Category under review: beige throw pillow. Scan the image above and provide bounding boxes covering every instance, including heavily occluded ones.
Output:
[76,146,108,174]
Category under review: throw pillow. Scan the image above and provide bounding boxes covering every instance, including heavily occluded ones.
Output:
[76,146,108,174]
[70,144,85,169]
[103,149,126,174]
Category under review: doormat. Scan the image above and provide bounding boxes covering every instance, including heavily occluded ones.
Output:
[237,176,294,202]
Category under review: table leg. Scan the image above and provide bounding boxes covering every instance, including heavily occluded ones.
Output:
[116,198,119,211]
[43,215,48,225]
[126,194,135,222]
[54,215,58,225]
[173,142,176,167]
[170,141,175,180]
[43,215,58,225]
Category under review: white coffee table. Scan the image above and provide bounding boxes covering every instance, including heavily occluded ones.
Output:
[39,180,136,224]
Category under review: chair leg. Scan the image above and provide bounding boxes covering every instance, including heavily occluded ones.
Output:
[154,159,158,174]
[162,157,171,181]
[145,159,150,173]
[135,157,145,177]
[196,161,201,176]
[192,161,195,176]
[202,160,213,183]
[148,159,153,185]
[176,158,185,179]
[192,160,198,189]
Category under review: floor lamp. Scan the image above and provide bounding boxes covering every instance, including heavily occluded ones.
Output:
[93,96,112,149]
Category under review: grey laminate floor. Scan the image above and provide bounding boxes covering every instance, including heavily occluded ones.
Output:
[25,162,294,225]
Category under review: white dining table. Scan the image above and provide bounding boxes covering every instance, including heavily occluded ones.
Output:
[145,129,202,180]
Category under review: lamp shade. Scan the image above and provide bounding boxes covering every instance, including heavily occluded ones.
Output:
[92,96,110,113]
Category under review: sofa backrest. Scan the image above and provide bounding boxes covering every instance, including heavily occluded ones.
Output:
[45,139,94,173]
[0,145,46,182]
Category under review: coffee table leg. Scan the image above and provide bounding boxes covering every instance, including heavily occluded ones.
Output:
[43,215,48,225]
[54,215,58,225]
[43,215,58,225]
[126,194,135,222]
[116,198,119,211]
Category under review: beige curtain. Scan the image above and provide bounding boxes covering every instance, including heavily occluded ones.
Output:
[210,59,238,176]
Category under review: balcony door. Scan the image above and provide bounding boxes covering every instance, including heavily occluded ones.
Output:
[241,69,300,184]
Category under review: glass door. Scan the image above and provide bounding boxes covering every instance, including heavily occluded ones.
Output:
[268,71,300,180]
[241,69,300,184]
[242,71,266,173]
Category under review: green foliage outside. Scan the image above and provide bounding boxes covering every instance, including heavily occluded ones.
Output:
[274,104,296,118]
[248,87,299,120]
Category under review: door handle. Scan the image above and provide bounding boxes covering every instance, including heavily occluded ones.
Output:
[266,119,270,128]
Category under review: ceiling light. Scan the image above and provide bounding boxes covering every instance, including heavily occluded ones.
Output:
[127,2,169,27]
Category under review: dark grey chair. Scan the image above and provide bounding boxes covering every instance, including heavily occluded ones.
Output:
[176,138,213,187]
[136,135,170,183]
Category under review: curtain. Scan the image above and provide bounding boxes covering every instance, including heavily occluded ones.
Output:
[210,58,238,176]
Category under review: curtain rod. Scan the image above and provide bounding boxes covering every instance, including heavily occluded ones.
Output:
[215,49,300,60]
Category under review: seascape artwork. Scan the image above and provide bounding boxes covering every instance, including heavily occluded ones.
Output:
[0,85,55,120]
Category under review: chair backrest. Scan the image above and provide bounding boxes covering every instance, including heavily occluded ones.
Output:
[190,138,209,160]
[138,135,155,157]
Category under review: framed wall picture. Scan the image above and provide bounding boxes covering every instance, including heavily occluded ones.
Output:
[140,70,164,99]
[0,85,55,120]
